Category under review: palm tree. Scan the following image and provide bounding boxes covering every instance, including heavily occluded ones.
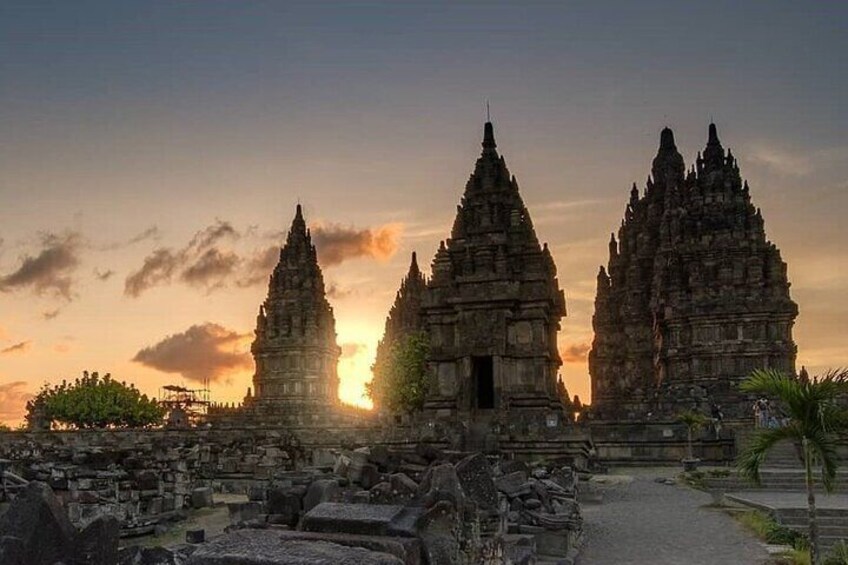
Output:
[678,410,709,467]
[737,368,848,565]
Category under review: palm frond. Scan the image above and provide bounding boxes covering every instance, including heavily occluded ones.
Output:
[738,425,799,485]
[807,429,841,492]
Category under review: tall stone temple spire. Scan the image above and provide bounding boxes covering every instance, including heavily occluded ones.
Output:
[419,121,567,425]
[246,204,342,424]
[590,125,798,421]
[371,252,428,412]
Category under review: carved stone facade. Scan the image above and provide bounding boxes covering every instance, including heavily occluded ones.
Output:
[243,205,342,423]
[589,125,798,421]
[419,122,568,423]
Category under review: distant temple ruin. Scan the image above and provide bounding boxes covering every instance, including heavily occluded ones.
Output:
[373,122,570,441]
[589,125,798,422]
[208,205,360,426]
[419,122,568,426]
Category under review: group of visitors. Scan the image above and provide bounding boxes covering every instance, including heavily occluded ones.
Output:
[753,397,786,428]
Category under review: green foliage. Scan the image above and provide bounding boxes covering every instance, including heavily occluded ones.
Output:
[785,547,813,565]
[824,541,848,565]
[677,410,709,431]
[738,368,848,491]
[738,368,848,565]
[737,510,809,548]
[367,332,432,415]
[26,371,165,429]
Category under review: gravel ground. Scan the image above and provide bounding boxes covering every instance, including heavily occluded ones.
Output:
[576,469,771,565]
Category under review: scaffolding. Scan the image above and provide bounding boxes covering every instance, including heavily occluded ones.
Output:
[158,382,211,427]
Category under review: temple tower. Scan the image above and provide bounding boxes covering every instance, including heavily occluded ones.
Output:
[247,204,342,422]
[590,125,798,421]
[371,252,428,413]
[420,122,567,424]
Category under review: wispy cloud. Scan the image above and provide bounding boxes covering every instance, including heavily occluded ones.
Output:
[746,143,847,177]
[0,341,31,355]
[132,322,253,383]
[561,342,590,363]
[0,232,83,300]
[124,220,241,297]
[42,309,62,321]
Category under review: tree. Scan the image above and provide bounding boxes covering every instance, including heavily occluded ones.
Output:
[26,371,166,429]
[677,410,709,461]
[737,368,848,565]
[367,332,432,415]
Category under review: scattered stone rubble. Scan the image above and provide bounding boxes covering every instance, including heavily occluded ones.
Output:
[0,430,302,536]
[217,444,583,564]
[0,435,583,564]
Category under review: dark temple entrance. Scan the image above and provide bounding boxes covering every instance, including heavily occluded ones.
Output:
[472,356,495,410]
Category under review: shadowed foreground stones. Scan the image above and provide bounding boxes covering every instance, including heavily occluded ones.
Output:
[0,482,77,565]
[187,530,404,565]
[0,481,122,565]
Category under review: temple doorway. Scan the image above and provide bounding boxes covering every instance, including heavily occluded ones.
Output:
[472,356,495,410]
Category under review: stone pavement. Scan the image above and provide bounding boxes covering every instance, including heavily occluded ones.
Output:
[577,468,771,565]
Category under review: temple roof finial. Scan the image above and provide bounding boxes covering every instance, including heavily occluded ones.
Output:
[483,121,496,150]
[708,122,720,145]
[659,127,676,151]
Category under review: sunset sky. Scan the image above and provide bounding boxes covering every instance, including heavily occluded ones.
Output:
[1,2,846,425]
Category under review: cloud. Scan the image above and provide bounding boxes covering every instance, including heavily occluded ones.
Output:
[326,281,354,300]
[132,323,253,383]
[94,268,115,281]
[42,309,62,321]
[561,343,590,363]
[340,342,366,359]
[0,341,31,355]
[0,325,7,340]
[311,223,402,267]
[99,226,161,251]
[124,220,244,297]
[746,144,847,177]
[238,245,279,288]
[180,248,240,290]
[0,381,34,422]
[124,248,181,297]
[0,232,82,299]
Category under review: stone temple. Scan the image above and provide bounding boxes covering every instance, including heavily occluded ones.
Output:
[211,204,350,426]
[382,122,569,430]
[589,124,798,422]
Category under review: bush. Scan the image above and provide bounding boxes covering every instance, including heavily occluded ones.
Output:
[824,541,848,565]
[26,371,165,429]
[367,332,432,414]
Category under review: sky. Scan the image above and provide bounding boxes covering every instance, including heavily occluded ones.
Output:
[1,1,846,425]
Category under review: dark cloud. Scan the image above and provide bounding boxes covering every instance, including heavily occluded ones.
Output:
[132,323,253,383]
[562,343,590,363]
[340,342,366,359]
[189,220,239,251]
[0,232,82,299]
[0,341,31,355]
[124,248,181,297]
[0,381,33,422]
[124,220,243,297]
[180,248,240,290]
[311,223,402,267]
